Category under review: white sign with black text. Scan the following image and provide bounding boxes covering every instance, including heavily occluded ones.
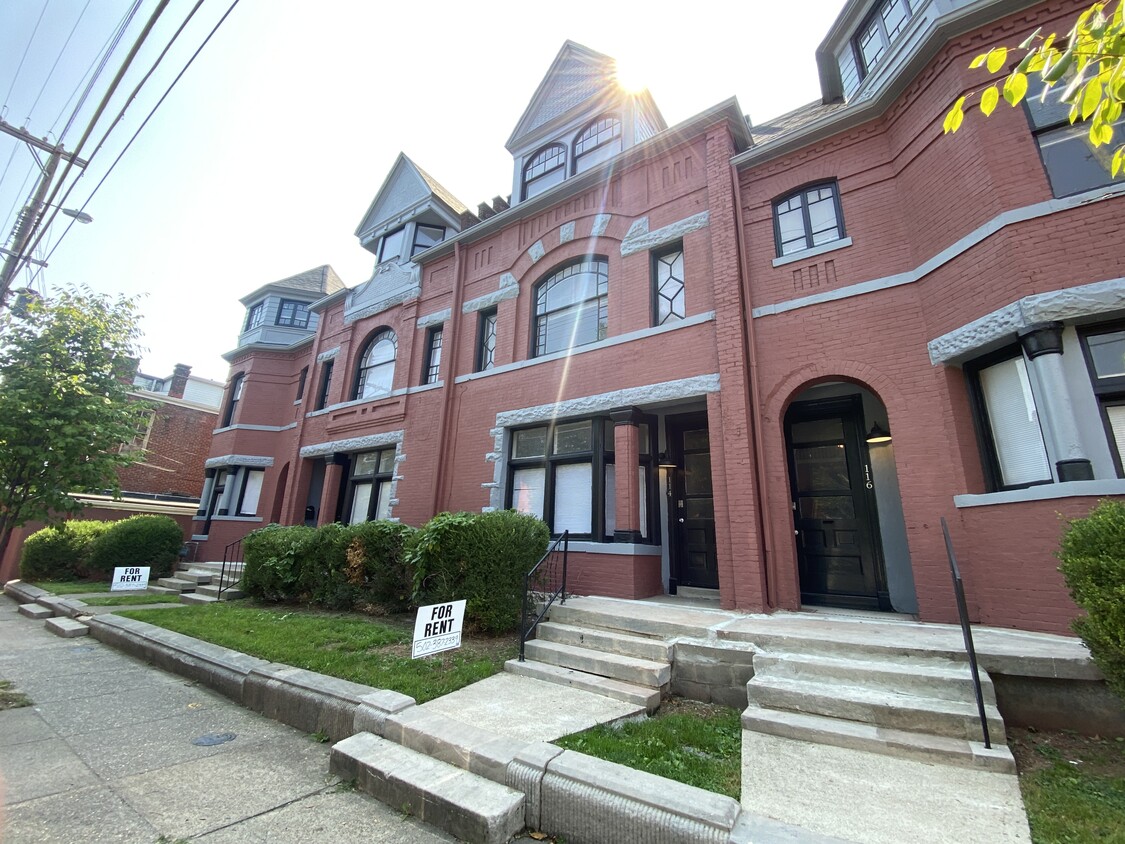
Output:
[411,599,466,659]
[110,566,151,591]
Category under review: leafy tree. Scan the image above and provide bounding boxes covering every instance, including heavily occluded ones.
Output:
[944,1,1125,177]
[0,286,150,562]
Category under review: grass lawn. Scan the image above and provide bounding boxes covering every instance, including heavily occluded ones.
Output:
[1010,727,1125,843]
[0,679,32,710]
[30,580,113,595]
[80,594,181,607]
[118,602,515,703]
[554,697,741,799]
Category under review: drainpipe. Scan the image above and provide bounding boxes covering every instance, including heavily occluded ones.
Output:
[731,162,777,609]
[430,241,467,514]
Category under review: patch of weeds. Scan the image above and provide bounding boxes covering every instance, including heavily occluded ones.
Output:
[310,730,330,743]
[331,777,357,793]
[0,679,32,710]
[154,836,191,844]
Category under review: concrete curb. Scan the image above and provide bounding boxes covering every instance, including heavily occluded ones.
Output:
[244,663,383,741]
[4,580,49,604]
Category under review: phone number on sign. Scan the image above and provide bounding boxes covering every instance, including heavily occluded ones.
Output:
[412,632,462,658]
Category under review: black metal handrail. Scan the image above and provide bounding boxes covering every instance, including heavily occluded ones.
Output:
[218,537,243,598]
[519,531,569,661]
[940,516,991,748]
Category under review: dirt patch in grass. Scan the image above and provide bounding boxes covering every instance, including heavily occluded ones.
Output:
[0,679,32,710]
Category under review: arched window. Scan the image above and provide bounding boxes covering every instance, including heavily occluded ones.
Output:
[221,373,244,427]
[354,330,397,400]
[522,143,567,200]
[573,115,622,174]
[533,258,609,357]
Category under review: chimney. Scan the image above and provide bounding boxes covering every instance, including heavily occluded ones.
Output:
[477,201,496,220]
[170,363,191,398]
[492,195,510,213]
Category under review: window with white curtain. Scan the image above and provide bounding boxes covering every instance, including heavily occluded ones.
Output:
[971,351,1053,489]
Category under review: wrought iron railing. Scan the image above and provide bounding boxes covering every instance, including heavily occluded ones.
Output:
[519,531,569,662]
[940,516,991,748]
[218,537,243,599]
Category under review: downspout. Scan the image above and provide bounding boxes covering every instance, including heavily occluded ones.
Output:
[430,241,467,514]
[731,162,778,609]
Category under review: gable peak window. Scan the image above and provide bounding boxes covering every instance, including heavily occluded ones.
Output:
[522,143,567,201]
[276,299,310,328]
[533,257,609,357]
[355,329,398,400]
[574,115,622,174]
[412,224,446,257]
[244,302,264,331]
[773,181,845,257]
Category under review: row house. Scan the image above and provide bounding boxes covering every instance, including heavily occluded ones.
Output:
[195,0,1124,636]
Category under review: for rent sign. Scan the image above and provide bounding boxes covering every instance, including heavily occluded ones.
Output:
[411,599,466,659]
[110,566,151,591]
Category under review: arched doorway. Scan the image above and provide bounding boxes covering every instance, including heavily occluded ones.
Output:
[784,382,917,613]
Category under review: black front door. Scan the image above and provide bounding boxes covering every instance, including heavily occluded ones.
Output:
[667,412,719,590]
[785,396,888,609]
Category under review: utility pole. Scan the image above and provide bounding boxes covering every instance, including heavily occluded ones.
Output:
[0,119,88,309]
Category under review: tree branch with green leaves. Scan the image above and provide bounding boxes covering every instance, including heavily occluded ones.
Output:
[944,0,1125,177]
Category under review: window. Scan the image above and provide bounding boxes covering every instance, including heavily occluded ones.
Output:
[533,258,609,357]
[853,0,912,77]
[236,469,265,516]
[573,115,622,174]
[315,360,334,410]
[507,417,653,539]
[1081,325,1125,476]
[968,350,1053,490]
[653,246,685,325]
[773,182,845,256]
[378,227,405,263]
[343,448,396,524]
[476,308,497,372]
[522,143,567,200]
[221,374,244,427]
[244,302,264,331]
[422,326,443,385]
[121,409,156,453]
[1024,76,1125,198]
[412,224,445,257]
[355,329,397,399]
[276,299,310,328]
[295,366,308,402]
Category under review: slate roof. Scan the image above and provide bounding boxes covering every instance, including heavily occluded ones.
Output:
[749,99,849,150]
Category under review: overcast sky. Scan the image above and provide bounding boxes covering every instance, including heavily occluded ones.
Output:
[0,0,847,383]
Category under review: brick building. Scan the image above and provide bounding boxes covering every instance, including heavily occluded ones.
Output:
[194,0,1124,636]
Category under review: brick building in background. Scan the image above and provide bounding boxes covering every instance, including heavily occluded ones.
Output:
[194,0,1123,636]
[0,364,221,582]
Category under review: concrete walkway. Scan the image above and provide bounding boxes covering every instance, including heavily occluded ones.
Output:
[0,597,454,844]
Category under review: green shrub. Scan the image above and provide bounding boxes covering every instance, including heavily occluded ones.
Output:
[86,515,183,578]
[242,524,318,601]
[408,510,550,634]
[20,520,112,581]
[1059,499,1125,699]
[345,520,417,611]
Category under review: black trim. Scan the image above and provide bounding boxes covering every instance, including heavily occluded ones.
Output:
[771,180,846,257]
[315,360,334,411]
[275,299,311,328]
[651,242,685,326]
[221,373,244,427]
[475,307,498,372]
[1018,322,1064,359]
[1079,321,1125,477]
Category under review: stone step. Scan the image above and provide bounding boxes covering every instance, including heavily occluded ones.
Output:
[546,600,723,640]
[156,577,197,593]
[504,658,661,712]
[535,621,672,662]
[747,675,1005,743]
[173,570,213,585]
[146,585,179,596]
[722,619,970,663]
[741,702,1015,773]
[753,652,997,705]
[193,583,245,599]
[45,617,89,638]
[330,732,524,844]
[19,603,54,620]
[523,639,670,688]
[181,593,218,605]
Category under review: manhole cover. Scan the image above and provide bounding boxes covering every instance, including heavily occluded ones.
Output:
[192,732,236,746]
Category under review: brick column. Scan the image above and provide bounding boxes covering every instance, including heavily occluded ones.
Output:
[611,407,644,542]
[318,454,348,526]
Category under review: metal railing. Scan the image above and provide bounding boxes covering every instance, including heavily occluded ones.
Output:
[940,516,991,748]
[218,537,243,599]
[519,531,569,662]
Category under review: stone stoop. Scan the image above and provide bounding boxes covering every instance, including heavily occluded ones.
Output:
[331,732,525,844]
[175,562,244,602]
[503,612,673,713]
[744,649,1015,772]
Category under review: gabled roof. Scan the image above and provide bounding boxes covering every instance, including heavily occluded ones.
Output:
[506,41,618,151]
[354,152,467,240]
[749,100,849,149]
[239,265,344,305]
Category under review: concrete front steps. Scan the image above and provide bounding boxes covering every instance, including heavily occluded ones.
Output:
[744,648,1015,772]
[504,606,673,713]
[150,562,244,603]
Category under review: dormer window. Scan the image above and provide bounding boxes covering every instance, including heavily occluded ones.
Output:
[412,224,446,257]
[276,299,310,328]
[574,115,622,174]
[244,302,264,331]
[854,0,912,77]
[378,227,406,263]
[522,144,567,200]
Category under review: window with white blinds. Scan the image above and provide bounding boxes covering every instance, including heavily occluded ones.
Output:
[978,356,1053,487]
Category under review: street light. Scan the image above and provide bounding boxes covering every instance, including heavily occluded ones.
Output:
[59,206,93,224]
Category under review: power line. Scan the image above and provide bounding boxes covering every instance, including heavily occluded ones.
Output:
[1,0,49,117]
[24,0,93,126]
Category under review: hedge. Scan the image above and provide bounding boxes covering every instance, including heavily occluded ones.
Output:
[86,515,184,579]
[20,520,113,581]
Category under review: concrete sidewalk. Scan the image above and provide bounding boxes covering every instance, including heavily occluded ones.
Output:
[0,597,454,844]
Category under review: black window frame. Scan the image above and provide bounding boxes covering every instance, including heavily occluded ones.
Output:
[422,325,443,385]
[353,329,398,400]
[411,223,446,257]
[476,307,498,372]
[651,242,686,326]
[531,257,609,358]
[964,345,1054,492]
[772,181,846,257]
[315,360,334,411]
[276,299,310,328]
[378,226,406,263]
[851,0,913,79]
[244,302,264,332]
[235,467,265,516]
[221,373,244,427]
[341,448,396,525]
[295,366,308,402]
[521,143,567,201]
[1079,322,1125,477]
